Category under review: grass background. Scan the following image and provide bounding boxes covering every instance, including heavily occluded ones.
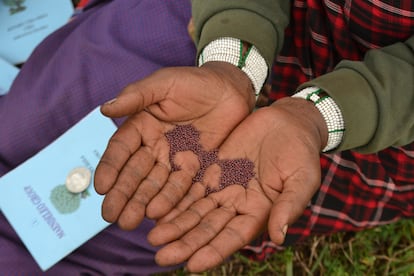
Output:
[157,218,414,275]
[70,1,413,275]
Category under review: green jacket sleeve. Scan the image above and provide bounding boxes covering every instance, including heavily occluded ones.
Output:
[300,35,414,153]
[191,0,290,68]
[192,1,414,154]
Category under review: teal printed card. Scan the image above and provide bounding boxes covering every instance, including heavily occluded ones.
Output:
[0,0,74,64]
[0,107,116,271]
[0,57,19,95]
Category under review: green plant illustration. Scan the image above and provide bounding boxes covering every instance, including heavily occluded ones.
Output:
[2,0,26,15]
[50,184,90,214]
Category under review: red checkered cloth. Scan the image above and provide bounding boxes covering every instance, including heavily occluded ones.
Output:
[244,0,414,260]
[71,0,90,18]
[76,0,90,8]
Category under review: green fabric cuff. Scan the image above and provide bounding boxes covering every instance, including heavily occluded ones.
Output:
[298,68,378,153]
[196,9,278,68]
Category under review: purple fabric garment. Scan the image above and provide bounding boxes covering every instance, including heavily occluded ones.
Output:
[0,0,195,274]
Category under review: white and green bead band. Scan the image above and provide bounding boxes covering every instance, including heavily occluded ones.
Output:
[293,87,345,152]
[198,37,268,97]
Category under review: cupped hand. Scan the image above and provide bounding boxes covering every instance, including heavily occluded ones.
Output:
[149,181,272,272]
[148,97,327,272]
[94,62,255,230]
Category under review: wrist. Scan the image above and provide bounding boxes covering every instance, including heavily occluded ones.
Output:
[292,87,345,152]
[271,97,328,152]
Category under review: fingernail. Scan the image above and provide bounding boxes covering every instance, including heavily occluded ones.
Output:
[282,224,288,236]
[104,98,117,105]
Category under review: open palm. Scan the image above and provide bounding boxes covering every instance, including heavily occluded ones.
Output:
[148,98,325,272]
[94,62,255,230]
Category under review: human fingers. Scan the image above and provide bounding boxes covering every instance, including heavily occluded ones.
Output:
[267,171,320,245]
[94,116,144,195]
[102,62,255,122]
[185,212,266,273]
[146,171,196,219]
[148,196,218,246]
[152,201,236,267]
[100,145,155,223]
[151,184,271,272]
[145,149,201,219]
[182,186,271,273]
[100,69,173,118]
[116,162,169,230]
[155,181,206,224]
[156,160,223,224]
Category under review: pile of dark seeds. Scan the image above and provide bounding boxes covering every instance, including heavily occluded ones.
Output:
[165,124,255,195]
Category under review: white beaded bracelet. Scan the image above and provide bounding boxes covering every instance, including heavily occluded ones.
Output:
[198,37,268,97]
[293,87,345,152]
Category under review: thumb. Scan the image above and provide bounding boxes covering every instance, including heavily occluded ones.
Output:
[100,70,171,118]
[267,177,319,245]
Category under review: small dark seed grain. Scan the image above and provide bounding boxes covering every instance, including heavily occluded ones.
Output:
[165,124,255,196]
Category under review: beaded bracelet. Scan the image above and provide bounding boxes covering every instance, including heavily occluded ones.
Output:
[292,87,345,152]
[198,37,268,97]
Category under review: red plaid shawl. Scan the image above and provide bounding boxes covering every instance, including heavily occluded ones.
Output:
[245,0,414,260]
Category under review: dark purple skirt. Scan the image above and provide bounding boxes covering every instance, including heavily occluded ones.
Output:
[0,0,195,274]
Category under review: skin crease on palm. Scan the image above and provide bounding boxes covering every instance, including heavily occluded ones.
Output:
[94,62,328,272]
[147,98,325,272]
[94,62,256,229]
